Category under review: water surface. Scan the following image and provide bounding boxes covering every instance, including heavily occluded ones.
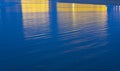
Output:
[0,1,120,71]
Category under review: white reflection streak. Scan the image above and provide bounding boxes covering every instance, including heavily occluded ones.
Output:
[72,3,75,12]
[72,3,76,26]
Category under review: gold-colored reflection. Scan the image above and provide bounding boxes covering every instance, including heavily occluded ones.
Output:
[22,0,48,3]
[22,0,49,12]
[57,3,107,12]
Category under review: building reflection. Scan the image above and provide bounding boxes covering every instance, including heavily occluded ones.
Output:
[22,1,50,40]
[57,3,107,12]
[57,3,108,54]
[22,0,49,12]
[22,1,108,39]
[22,1,108,51]
[22,1,109,70]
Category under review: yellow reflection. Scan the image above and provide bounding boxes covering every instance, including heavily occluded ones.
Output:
[57,3,107,12]
[22,0,48,3]
[22,0,49,12]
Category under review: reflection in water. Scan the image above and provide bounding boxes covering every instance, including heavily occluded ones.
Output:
[22,2,109,71]
[57,3,107,12]
[22,0,49,12]
[1,0,120,71]
[23,12,50,39]
[57,8,108,49]
[22,0,50,40]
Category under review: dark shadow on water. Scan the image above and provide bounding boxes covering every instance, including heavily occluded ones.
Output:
[49,0,59,42]
[105,5,120,70]
[107,5,120,49]
[0,1,24,70]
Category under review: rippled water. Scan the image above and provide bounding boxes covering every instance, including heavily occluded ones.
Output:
[0,2,120,71]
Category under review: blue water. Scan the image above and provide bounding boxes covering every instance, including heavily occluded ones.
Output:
[0,2,120,71]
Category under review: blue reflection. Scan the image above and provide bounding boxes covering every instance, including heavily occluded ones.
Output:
[0,1,120,71]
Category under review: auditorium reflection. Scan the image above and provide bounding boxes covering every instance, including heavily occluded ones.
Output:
[21,2,109,71]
